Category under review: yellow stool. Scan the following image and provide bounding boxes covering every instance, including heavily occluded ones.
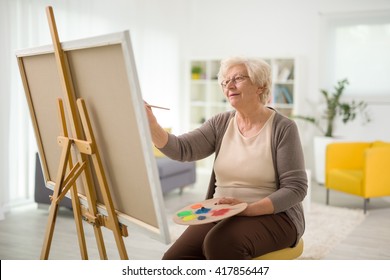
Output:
[252,239,304,260]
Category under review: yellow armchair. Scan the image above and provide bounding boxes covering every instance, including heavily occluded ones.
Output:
[325,141,390,213]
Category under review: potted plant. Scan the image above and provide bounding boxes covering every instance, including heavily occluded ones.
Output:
[191,65,203,80]
[294,78,370,137]
[294,78,371,184]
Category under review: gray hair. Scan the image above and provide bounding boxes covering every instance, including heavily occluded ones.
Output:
[217,57,272,104]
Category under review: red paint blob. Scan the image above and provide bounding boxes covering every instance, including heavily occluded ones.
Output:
[211,208,230,216]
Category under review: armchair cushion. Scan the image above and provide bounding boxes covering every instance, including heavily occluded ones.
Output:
[327,169,363,196]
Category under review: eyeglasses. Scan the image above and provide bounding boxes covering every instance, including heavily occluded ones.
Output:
[220,75,249,88]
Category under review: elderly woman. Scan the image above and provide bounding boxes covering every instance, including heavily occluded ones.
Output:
[145,57,307,260]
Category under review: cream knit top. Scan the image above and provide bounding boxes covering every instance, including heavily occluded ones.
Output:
[214,112,276,203]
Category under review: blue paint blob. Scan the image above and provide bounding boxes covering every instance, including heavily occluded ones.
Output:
[197,215,206,220]
[195,207,211,214]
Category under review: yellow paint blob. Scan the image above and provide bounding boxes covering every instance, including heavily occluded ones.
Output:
[182,214,197,221]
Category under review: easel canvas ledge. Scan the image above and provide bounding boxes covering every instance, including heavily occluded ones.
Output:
[16,27,171,255]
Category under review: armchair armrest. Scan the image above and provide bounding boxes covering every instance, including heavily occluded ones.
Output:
[364,146,390,197]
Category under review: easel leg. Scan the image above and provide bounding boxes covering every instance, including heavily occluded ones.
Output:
[70,186,89,259]
[78,157,108,259]
[77,98,128,259]
[58,98,88,259]
[40,203,60,259]
[40,137,71,259]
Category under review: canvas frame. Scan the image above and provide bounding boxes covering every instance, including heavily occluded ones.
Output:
[16,31,170,244]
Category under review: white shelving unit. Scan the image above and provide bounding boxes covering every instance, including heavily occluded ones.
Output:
[186,57,298,172]
[188,60,230,130]
[186,60,229,171]
[269,58,296,117]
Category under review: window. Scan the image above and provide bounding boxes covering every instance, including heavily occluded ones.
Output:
[321,10,390,98]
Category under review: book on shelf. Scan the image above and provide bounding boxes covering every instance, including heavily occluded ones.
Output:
[278,67,290,81]
[288,67,294,80]
[274,86,293,104]
[278,66,294,82]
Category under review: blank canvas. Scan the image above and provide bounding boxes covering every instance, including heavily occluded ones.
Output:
[16,31,170,244]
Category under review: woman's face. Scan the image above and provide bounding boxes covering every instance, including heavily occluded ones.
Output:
[222,64,261,110]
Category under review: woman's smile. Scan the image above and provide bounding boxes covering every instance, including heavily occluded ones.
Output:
[228,92,240,98]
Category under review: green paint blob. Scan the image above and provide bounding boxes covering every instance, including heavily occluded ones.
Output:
[177,210,193,217]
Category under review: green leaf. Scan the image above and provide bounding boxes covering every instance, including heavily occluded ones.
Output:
[292,78,370,137]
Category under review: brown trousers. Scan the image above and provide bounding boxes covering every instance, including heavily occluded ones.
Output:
[163,212,297,260]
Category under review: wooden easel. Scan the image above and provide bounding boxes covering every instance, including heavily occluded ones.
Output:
[40,6,128,260]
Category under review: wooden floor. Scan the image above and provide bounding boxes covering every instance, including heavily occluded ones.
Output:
[1,175,390,260]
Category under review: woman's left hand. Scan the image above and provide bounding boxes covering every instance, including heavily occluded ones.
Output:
[217,197,243,206]
[216,196,274,216]
[217,197,251,216]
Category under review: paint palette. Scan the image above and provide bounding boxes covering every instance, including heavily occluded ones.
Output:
[173,198,248,225]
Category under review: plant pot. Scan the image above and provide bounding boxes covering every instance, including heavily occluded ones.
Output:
[192,73,201,80]
[313,136,336,185]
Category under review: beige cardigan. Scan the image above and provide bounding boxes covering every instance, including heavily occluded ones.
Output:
[160,108,307,246]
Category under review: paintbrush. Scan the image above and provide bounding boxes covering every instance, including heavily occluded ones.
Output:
[146,104,170,110]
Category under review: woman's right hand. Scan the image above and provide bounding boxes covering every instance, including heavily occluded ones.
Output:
[143,101,169,148]
[144,101,158,125]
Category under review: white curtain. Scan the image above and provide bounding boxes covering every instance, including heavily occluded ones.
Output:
[0,0,106,215]
[0,0,11,219]
[1,0,49,215]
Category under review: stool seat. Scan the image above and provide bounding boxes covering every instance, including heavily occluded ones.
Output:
[252,239,304,260]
